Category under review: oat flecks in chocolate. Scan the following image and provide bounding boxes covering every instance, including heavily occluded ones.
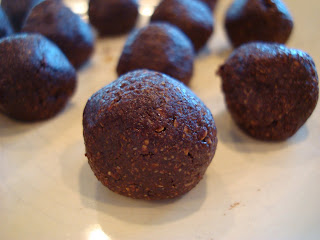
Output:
[22,0,95,69]
[150,0,214,51]
[0,34,77,122]
[0,7,13,38]
[218,42,319,141]
[225,0,294,47]
[117,23,194,85]
[83,69,218,200]
[88,0,138,36]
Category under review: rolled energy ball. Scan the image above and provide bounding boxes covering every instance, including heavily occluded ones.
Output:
[83,69,218,200]
[151,0,214,51]
[88,0,139,36]
[0,7,13,38]
[199,0,218,11]
[1,0,43,31]
[117,23,194,85]
[1,0,42,32]
[218,42,319,141]
[0,34,77,122]
[225,0,294,48]
[22,0,95,69]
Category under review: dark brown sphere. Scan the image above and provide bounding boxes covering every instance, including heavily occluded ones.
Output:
[88,0,139,36]
[22,0,95,69]
[225,0,294,47]
[117,23,194,85]
[1,0,43,31]
[151,0,214,51]
[218,42,319,141]
[0,34,77,122]
[199,0,218,10]
[0,7,13,38]
[83,69,218,200]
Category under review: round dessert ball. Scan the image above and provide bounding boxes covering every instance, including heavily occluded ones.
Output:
[117,23,194,85]
[0,34,77,122]
[88,0,139,36]
[218,42,319,141]
[150,0,214,51]
[22,0,95,69]
[0,7,13,38]
[1,0,43,31]
[199,0,218,10]
[225,0,294,48]
[83,69,218,200]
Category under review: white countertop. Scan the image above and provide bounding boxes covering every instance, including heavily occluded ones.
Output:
[1,0,320,239]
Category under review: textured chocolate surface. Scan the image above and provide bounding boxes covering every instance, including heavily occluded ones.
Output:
[225,0,293,47]
[117,23,194,85]
[151,0,214,51]
[0,34,76,122]
[0,7,13,38]
[83,69,217,200]
[89,0,138,36]
[1,0,43,31]
[22,0,95,69]
[218,42,319,141]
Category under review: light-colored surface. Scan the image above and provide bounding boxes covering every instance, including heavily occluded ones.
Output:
[1,0,320,239]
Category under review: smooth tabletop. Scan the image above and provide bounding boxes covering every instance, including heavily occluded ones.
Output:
[1,0,320,239]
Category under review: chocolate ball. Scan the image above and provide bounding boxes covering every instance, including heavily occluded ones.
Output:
[0,34,77,122]
[199,0,218,10]
[0,7,13,38]
[218,42,319,141]
[88,0,139,36]
[151,0,214,51]
[225,0,294,47]
[1,0,44,31]
[117,23,194,85]
[83,69,218,200]
[22,0,95,69]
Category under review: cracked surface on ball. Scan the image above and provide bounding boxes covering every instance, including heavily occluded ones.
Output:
[83,69,217,200]
[218,42,319,141]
